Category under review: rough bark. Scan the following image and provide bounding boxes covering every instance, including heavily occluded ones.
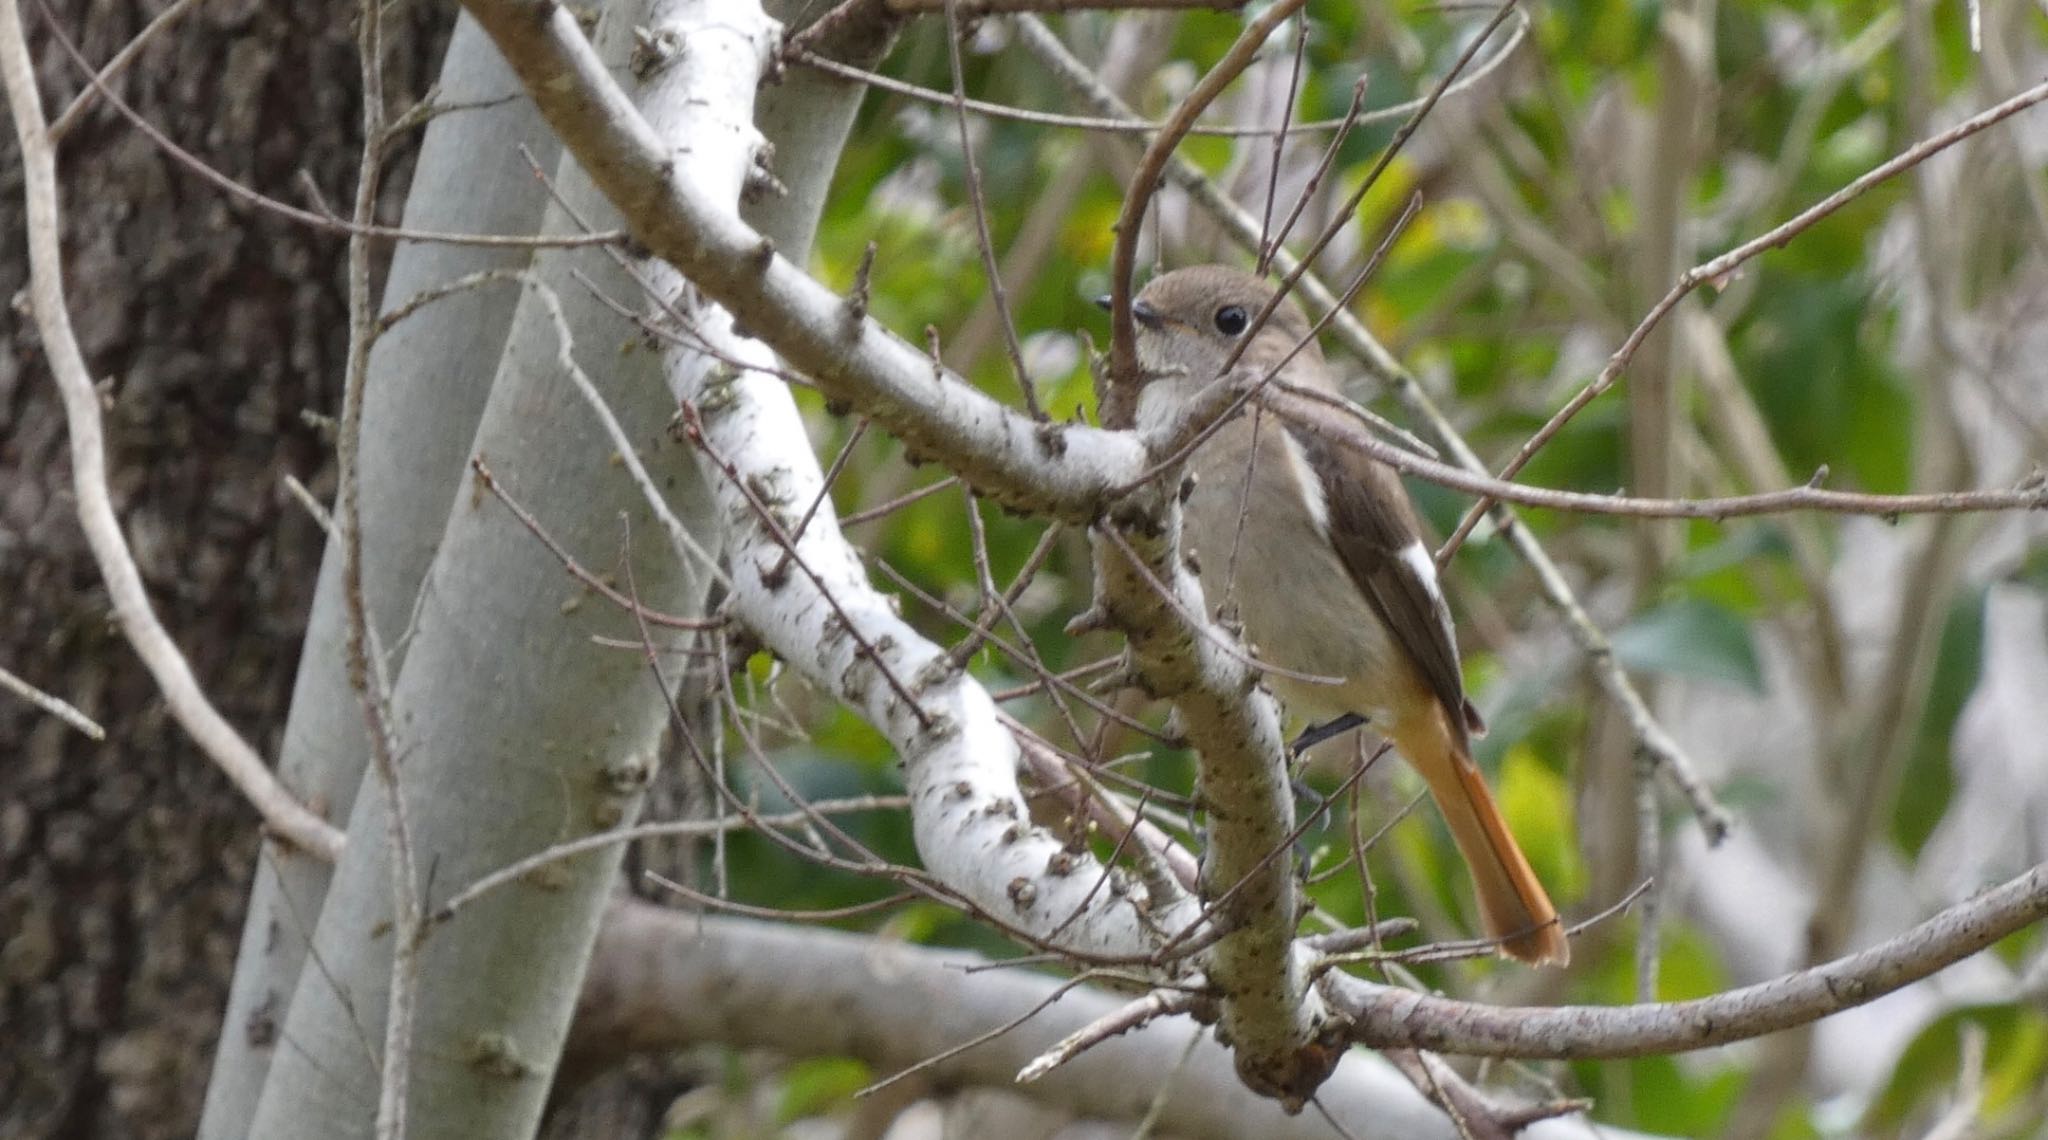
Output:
[0,3,442,1136]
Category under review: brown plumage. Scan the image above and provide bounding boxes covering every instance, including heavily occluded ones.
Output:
[1121,265,1569,966]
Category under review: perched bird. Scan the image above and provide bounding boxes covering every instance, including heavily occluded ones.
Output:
[1103,264,1569,966]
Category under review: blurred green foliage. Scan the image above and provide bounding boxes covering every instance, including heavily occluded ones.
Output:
[708,0,2048,1132]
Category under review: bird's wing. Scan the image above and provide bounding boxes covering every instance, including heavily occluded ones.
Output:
[1264,389,1484,739]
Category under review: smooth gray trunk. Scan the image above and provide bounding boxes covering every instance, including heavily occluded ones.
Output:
[238,2,724,1135]
[198,14,561,1137]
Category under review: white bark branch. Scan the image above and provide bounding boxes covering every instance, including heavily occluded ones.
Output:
[457,0,1148,522]
[673,307,1206,964]
[199,16,566,1134]
[458,0,1328,1094]
[576,902,1668,1140]
[241,3,730,1135]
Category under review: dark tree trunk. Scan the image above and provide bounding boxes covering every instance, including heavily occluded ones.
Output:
[0,3,443,1135]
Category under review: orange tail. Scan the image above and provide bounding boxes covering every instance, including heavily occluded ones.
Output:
[1391,712,1570,966]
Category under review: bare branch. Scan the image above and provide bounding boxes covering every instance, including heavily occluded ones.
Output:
[1273,404,2048,520]
[789,25,1524,139]
[1465,73,2048,521]
[0,0,344,860]
[1325,861,2048,1058]
[46,0,202,140]
[1017,987,1197,1082]
[576,904,1664,1140]
[0,662,106,739]
[1104,0,1307,410]
[33,5,625,250]
[942,0,1042,417]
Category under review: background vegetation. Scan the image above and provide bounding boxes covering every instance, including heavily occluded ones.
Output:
[4,0,2046,1136]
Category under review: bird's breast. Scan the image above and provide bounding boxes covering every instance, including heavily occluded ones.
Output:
[1176,414,1412,727]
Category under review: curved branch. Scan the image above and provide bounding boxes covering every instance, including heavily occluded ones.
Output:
[1265,390,2048,520]
[0,0,344,861]
[1103,0,1306,412]
[575,902,1673,1140]
[1326,862,2048,1058]
[458,0,1146,521]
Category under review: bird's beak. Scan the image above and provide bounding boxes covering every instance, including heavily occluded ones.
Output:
[1094,294,1165,331]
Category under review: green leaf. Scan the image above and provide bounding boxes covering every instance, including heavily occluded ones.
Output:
[1498,744,1584,901]
[1737,275,1915,494]
[1863,1005,2048,1132]
[777,1057,872,1123]
[1611,599,1766,692]
[1571,1052,1745,1134]
[1894,586,1987,855]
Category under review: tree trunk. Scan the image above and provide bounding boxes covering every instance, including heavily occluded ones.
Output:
[0,2,444,1137]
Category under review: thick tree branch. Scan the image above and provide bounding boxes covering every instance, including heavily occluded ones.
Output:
[462,0,1349,1099]
[575,902,1668,1140]
[1082,513,1336,1104]
[200,15,568,1134]
[670,319,1208,963]
[458,0,1147,522]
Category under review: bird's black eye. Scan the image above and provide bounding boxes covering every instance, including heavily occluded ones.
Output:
[1213,304,1249,337]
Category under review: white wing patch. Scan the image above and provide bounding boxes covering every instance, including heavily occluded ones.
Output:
[1279,430,1330,538]
[1396,539,1459,648]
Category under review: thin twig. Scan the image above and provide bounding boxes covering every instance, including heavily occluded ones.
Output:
[1105,0,1309,404]
[0,663,105,739]
[786,9,1524,138]
[647,872,916,922]
[1327,861,2048,1059]
[1263,75,1371,272]
[1280,407,2048,520]
[942,0,1042,417]
[1015,987,1197,1082]
[433,797,909,923]
[471,458,719,630]
[525,282,730,587]
[47,0,203,140]
[33,5,624,250]
[770,418,869,581]
[1446,73,2048,543]
[861,971,1107,1097]
[840,475,963,526]
[327,2,423,1134]
[1255,15,1310,272]
[1633,752,1662,1005]
[0,0,343,861]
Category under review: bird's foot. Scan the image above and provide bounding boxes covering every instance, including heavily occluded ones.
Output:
[1289,713,1367,756]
